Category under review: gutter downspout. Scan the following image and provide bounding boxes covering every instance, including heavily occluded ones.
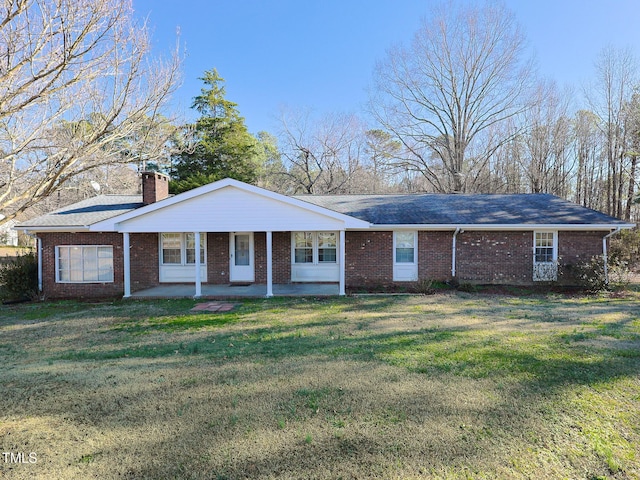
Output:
[452,227,462,278]
[602,227,622,285]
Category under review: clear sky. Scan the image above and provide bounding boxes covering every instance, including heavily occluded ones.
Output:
[132,0,640,135]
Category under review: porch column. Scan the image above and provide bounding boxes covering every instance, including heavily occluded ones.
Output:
[194,231,202,298]
[36,236,43,293]
[266,231,273,297]
[123,232,131,298]
[339,230,346,296]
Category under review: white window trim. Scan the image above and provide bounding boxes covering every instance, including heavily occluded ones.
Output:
[533,230,558,264]
[393,230,418,282]
[291,231,338,265]
[55,245,114,283]
[160,233,207,266]
[393,230,418,266]
[533,230,558,282]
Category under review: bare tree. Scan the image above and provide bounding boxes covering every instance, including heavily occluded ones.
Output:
[370,0,534,193]
[277,108,364,194]
[0,0,182,225]
[586,46,638,218]
[623,92,640,221]
[519,81,574,195]
[573,110,604,209]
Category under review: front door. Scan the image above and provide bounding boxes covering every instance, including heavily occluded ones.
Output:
[230,232,254,282]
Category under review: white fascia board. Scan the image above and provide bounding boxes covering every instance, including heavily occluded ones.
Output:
[347,223,636,231]
[90,178,370,232]
[17,226,91,233]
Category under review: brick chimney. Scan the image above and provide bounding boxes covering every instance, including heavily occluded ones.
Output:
[141,171,170,205]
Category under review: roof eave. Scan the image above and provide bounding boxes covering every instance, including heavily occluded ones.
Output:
[348,223,636,231]
[16,225,92,233]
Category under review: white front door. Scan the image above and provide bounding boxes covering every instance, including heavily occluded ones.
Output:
[230,232,254,282]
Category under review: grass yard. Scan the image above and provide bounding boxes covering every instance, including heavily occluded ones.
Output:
[0,291,639,479]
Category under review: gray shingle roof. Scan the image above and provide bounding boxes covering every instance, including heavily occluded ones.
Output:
[16,195,143,228]
[293,193,628,225]
[17,191,628,230]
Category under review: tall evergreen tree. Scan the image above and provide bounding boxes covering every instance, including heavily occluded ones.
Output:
[170,69,258,193]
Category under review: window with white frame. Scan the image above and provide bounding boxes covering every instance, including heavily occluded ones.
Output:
[534,231,556,263]
[318,232,337,262]
[394,231,416,263]
[292,232,337,264]
[56,245,114,283]
[533,231,558,281]
[161,233,206,265]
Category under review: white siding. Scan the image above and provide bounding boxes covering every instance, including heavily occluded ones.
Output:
[118,186,345,233]
[160,265,207,283]
[291,264,339,282]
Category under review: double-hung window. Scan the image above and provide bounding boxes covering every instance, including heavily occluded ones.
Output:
[161,233,206,265]
[56,246,114,283]
[534,232,555,263]
[318,232,337,263]
[395,231,416,263]
[533,231,557,281]
[292,232,337,264]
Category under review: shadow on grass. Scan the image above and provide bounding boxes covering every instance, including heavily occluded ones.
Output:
[2,294,640,479]
[54,316,640,393]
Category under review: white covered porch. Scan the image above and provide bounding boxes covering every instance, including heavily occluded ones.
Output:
[89,179,370,299]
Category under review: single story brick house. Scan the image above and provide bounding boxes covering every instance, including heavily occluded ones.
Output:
[16,172,634,299]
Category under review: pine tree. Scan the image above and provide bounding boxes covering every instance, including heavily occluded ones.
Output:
[170,69,258,193]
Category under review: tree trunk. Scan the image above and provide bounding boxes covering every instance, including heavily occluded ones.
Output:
[625,155,637,221]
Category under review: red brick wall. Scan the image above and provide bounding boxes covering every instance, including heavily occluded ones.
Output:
[37,229,612,298]
[38,232,124,299]
[273,232,291,284]
[456,231,532,284]
[254,232,266,283]
[208,233,229,284]
[419,231,453,280]
[558,231,606,284]
[345,231,393,287]
[129,233,158,292]
[559,231,604,263]
[141,172,169,205]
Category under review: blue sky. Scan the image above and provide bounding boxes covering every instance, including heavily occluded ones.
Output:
[132,0,640,134]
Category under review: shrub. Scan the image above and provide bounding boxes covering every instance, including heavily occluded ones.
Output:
[565,255,607,293]
[457,282,478,293]
[609,229,640,272]
[0,252,38,301]
[413,278,435,294]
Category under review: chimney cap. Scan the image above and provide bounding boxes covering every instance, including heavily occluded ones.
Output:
[141,170,170,179]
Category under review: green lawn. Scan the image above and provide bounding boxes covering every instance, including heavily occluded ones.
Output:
[0,291,639,479]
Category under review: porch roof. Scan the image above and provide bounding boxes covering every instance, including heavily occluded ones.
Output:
[91,178,370,232]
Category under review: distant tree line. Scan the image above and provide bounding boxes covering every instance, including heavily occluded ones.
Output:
[1,0,638,226]
[169,2,639,222]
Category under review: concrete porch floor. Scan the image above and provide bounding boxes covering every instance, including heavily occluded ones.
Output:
[130,283,341,298]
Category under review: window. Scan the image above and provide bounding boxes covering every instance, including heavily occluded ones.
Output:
[56,246,113,283]
[294,232,314,263]
[186,233,206,264]
[534,232,555,263]
[533,231,558,281]
[318,232,337,263]
[161,233,206,265]
[292,232,338,264]
[395,231,416,263]
[161,233,182,264]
